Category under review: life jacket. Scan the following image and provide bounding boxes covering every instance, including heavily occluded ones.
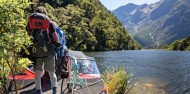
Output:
[28,13,55,58]
[55,27,66,57]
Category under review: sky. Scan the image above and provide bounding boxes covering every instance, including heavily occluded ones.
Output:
[99,0,160,10]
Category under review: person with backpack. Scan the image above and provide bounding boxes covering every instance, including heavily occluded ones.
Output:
[51,21,69,79]
[26,6,59,94]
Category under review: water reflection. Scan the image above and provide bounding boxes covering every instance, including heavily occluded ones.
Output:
[85,50,190,94]
[128,77,167,94]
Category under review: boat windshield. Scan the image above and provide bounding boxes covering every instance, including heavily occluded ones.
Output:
[77,59,100,74]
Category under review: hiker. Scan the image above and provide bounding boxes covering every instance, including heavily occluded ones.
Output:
[51,21,69,78]
[26,6,59,94]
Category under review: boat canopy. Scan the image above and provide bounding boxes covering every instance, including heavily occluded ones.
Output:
[68,50,100,74]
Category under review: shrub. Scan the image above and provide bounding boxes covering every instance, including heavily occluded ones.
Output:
[101,67,132,94]
[0,0,32,94]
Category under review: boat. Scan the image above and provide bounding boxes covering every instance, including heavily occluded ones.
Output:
[8,50,108,94]
[8,69,35,93]
[61,50,108,94]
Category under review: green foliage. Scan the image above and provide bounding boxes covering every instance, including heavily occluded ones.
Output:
[0,0,32,93]
[38,0,76,7]
[32,0,141,51]
[160,36,190,51]
[101,67,132,94]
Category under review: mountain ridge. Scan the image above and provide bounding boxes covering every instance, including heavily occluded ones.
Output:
[113,0,190,48]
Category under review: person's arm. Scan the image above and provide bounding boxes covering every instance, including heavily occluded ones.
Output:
[49,22,59,43]
[52,31,59,43]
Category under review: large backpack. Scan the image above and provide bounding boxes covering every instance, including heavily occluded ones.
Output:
[55,27,66,57]
[28,13,55,58]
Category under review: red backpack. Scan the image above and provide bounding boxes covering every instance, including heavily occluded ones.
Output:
[27,13,55,58]
[28,13,50,30]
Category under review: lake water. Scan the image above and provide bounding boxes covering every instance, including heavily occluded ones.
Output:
[85,50,190,94]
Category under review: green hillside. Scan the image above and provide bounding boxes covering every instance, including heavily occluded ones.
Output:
[161,36,190,51]
[29,0,141,51]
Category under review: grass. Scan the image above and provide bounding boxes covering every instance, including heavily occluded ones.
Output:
[101,67,133,94]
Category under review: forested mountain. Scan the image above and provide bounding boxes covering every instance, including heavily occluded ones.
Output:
[161,36,190,51]
[29,0,140,51]
[113,0,190,48]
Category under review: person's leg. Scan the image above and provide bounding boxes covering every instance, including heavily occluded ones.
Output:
[34,58,44,94]
[44,56,57,94]
[35,70,44,93]
[49,71,57,94]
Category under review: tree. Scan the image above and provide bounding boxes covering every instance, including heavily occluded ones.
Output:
[35,0,141,51]
[0,0,32,93]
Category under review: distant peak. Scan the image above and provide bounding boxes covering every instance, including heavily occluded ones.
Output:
[126,3,137,6]
[114,3,138,11]
[142,3,148,6]
[140,3,148,7]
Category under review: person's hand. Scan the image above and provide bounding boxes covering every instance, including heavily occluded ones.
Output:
[54,42,61,47]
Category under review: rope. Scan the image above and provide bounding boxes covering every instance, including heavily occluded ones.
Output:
[84,78,92,94]
[72,57,77,94]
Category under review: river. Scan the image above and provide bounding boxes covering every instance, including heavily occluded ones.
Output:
[85,50,190,94]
